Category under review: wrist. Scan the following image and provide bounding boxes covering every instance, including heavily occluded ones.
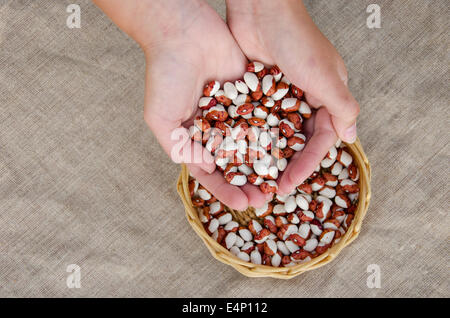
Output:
[226,0,304,16]
[133,0,206,51]
[95,0,206,54]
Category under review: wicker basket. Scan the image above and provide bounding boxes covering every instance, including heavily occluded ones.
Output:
[177,138,371,279]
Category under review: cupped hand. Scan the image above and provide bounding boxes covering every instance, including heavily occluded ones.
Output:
[226,0,360,195]
[135,1,269,209]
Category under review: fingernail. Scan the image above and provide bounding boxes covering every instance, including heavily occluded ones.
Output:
[344,124,357,143]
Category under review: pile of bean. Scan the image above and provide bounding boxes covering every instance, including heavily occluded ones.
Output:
[190,61,312,193]
[190,140,360,267]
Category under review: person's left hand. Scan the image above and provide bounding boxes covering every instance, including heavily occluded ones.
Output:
[226,0,360,195]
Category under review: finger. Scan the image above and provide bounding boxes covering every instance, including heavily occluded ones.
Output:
[307,70,359,144]
[265,192,274,201]
[304,92,322,108]
[187,164,249,210]
[241,183,268,209]
[278,108,337,195]
[305,87,358,145]
[278,54,358,143]
[302,108,316,141]
[145,113,216,174]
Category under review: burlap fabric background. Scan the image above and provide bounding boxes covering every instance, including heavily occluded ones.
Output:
[0,0,448,297]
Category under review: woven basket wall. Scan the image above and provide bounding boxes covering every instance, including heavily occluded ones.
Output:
[177,139,371,279]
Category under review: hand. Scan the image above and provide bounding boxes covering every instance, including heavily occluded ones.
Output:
[93,0,268,209]
[226,0,360,195]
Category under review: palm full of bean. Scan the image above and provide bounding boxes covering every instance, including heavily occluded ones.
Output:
[142,0,359,210]
[142,4,270,209]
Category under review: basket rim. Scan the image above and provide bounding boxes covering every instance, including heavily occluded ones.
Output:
[177,138,371,279]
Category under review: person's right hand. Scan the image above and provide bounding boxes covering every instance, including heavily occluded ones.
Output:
[93,0,268,210]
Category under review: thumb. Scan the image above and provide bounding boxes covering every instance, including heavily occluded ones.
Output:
[282,59,359,143]
[312,70,360,143]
